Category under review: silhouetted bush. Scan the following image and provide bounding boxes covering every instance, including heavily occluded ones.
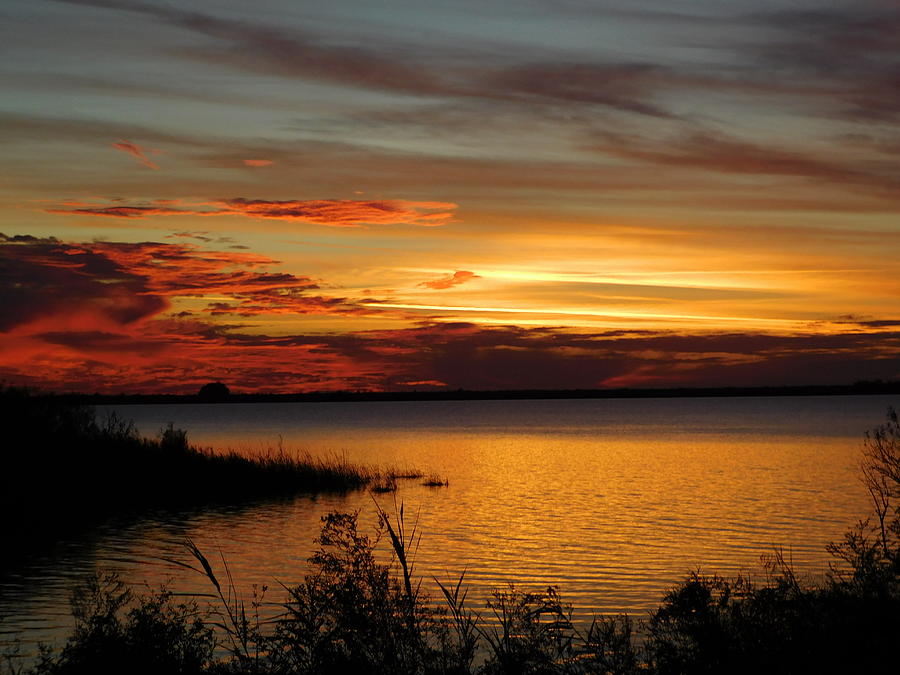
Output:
[29,574,213,675]
[642,409,900,675]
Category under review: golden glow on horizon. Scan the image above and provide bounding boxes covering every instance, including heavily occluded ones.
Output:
[400,267,769,291]
[362,302,802,327]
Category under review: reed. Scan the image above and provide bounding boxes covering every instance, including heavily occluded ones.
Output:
[370,476,399,493]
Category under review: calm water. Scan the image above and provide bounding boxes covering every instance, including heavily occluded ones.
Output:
[2,395,896,656]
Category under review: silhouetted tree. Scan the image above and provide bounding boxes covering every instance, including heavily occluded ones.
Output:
[197,382,230,401]
[860,408,900,557]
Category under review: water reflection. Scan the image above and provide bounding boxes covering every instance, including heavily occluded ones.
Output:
[2,396,895,658]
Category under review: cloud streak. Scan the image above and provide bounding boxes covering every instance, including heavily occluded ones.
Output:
[594,130,900,195]
[110,139,159,169]
[48,205,188,218]
[218,198,457,227]
[47,198,458,227]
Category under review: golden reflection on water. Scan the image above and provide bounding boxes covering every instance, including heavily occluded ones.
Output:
[2,396,891,656]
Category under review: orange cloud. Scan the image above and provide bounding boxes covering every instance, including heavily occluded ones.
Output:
[47,197,458,227]
[217,198,457,227]
[243,159,274,167]
[110,139,159,170]
[419,270,480,289]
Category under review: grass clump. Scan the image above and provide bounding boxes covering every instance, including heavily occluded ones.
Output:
[371,476,399,493]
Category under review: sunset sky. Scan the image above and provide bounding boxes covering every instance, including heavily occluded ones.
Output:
[2,0,899,393]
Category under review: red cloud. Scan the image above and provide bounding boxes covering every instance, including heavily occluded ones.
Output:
[47,197,458,227]
[110,139,159,170]
[243,159,274,167]
[419,270,480,290]
[217,198,457,227]
[399,379,448,387]
[0,235,367,337]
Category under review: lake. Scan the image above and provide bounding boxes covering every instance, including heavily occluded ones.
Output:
[2,394,896,657]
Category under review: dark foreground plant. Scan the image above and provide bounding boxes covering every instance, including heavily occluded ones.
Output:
[25,573,214,675]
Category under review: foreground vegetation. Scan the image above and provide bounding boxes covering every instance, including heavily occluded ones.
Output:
[6,407,900,674]
[1,387,417,538]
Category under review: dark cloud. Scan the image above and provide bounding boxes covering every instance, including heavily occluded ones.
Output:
[52,0,680,118]
[167,231,223,243]
[753,9,900,69]
[833,316,900,329]
[0,233,54,243]
[55,0,444,96]
[39,1,900,140]
[748,7,900,121]
[374,323,900,390]
[48,205,190,218]
[594,130,900,195]
[205,320,900,391]
[488,62,674,118]
[855,320,900,329]
[0,235,366,335]
[0,234,167,332]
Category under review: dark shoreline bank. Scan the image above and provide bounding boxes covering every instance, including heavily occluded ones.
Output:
[53,380,900,405]
[0,389,422,550]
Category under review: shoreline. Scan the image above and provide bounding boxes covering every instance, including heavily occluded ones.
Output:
[49,381,900,406]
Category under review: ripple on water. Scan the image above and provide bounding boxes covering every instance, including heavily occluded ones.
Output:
[3,395,894,659]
